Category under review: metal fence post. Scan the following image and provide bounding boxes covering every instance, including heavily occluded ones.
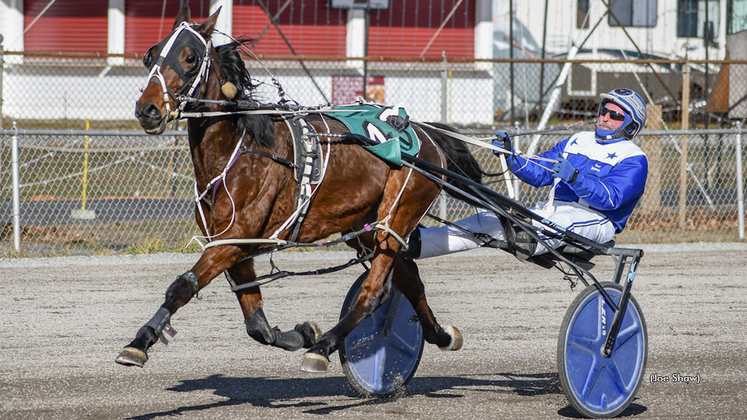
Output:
[679,58,690,230]
[440,53,448,124]
[736,123,745,240]
[1,34,5,128]
[11,121,21,251]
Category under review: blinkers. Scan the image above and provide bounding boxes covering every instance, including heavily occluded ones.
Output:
[142,22,212,113]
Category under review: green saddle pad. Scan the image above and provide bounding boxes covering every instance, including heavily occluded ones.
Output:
[328,104,420,166]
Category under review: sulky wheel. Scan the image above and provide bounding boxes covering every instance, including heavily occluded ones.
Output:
[558,282,648,418]
[339,270,425,397]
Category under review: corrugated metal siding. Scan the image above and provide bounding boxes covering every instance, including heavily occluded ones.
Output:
[23,0,108,53]
[125,0,212,55]
[20,0,474,58]
[368,0,475,58]
[233,0,347,56]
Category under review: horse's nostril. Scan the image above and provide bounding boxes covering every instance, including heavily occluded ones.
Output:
[135,101,162,121]
[144,103,161,119]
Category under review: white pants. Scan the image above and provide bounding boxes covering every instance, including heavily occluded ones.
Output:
[417,201,615,259]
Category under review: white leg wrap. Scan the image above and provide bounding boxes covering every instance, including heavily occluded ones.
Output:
[439,325,463,351]
[418,211,507,259]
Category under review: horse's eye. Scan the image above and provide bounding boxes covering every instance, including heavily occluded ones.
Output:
[185,54,196,64]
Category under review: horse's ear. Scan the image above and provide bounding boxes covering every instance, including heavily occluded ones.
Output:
[173,4,191,30]
[197,6,221,39]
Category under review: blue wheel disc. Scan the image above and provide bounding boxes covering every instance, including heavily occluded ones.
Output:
[558,282,648,418]
[339,271,424,397]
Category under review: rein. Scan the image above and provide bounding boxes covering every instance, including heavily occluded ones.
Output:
[169,103,365,120]
[416,122,558,167]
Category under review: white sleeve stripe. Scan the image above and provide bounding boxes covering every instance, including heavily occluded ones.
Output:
[600,182,614,207]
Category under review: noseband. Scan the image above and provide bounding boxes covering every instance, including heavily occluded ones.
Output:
[143,22,212,117]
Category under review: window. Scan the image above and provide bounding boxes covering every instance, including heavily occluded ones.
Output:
[608,0,657,27]
[728,0,747,34]
[677,0,720,38]
[578,0,591,29]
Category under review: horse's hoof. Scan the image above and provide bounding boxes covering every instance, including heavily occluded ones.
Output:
[115,347,148,367]
[439,325,463,351]
[300,352,329,373]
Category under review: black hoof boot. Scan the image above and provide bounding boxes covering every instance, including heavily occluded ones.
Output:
[294,321,322,348]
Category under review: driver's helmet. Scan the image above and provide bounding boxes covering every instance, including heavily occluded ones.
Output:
[596,88,647,141]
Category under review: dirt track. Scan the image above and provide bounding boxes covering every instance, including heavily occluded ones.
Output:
[1,243,746,419]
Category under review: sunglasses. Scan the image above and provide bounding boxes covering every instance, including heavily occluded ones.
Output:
[600,107,626,121]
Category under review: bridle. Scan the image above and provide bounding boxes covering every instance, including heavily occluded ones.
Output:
[143,21,213,118]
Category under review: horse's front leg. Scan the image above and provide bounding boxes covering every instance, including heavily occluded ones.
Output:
[114,246,243,367]
[228,260,321,351]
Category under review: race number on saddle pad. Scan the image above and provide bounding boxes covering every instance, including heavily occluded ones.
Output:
[330,104,420,166]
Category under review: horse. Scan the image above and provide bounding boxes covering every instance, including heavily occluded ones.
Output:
[116,4,483,374]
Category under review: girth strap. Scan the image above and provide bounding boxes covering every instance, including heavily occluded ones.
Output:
[280,116,325,242]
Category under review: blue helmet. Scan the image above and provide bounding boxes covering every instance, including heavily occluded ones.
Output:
[596,88,647,141]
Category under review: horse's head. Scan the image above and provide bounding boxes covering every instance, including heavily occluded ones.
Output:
[135,5,221,134]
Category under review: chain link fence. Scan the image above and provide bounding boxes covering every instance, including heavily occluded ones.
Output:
[2,127,744,256]
[2,51,746,255]
[1,129,198,256]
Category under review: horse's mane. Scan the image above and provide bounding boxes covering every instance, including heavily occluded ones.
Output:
[215,39,275,148]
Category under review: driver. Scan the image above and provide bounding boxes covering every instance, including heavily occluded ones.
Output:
[406,87,649,258]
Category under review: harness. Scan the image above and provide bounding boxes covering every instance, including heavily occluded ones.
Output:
[280,115,326,241]
[191,116,329,245]
[144,26,431,288]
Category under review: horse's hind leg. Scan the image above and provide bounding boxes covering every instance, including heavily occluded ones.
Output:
[392,255,462,350]
[228,261,321,351]
[300,235,399,372]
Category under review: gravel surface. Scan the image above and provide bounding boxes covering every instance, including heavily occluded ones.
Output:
[1,242,746,419]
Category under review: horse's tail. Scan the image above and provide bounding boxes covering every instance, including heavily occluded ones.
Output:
[419,121,484,183]
[415,121,490,206]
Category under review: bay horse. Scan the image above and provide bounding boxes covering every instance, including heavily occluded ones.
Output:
[116,5,482,374]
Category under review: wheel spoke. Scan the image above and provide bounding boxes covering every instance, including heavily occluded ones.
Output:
[388,331,420,356]
[567,335,597,354]
[608,357,632,393]
[612,322,640,350]
[372,346,386,388]
[580,358,602,399]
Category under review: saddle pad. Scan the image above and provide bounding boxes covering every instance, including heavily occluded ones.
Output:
[328,104,420,166]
